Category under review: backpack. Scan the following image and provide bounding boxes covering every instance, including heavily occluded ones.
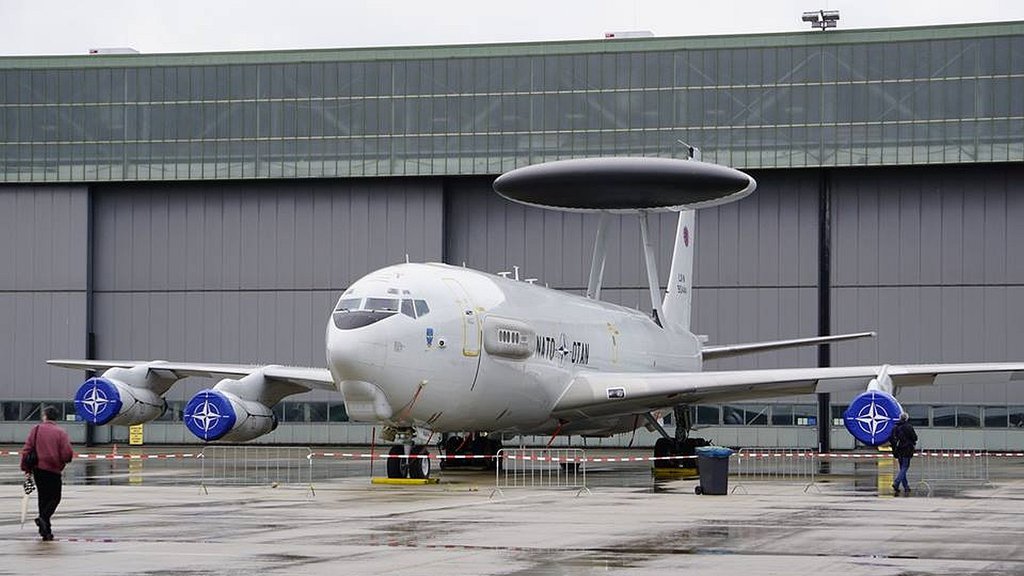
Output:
[21,426,39,471]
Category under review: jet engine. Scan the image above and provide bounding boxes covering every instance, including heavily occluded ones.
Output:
[183,372,285,442]
[842,389,903,446]
[73,367,171,426]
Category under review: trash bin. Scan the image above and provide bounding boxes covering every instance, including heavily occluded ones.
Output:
[694,446,733,495]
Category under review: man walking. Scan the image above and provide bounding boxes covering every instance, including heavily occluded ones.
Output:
[890,412,918,496]
[21,405,74,540]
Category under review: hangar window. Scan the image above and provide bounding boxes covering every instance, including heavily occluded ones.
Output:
[984,406,1008,427]
[696,405,720,425]
[932,405,956,427]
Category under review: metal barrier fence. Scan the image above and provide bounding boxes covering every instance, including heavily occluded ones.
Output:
[914,450,991,496]
[730,449,997,497]
[731,449,820,494]
[492,448,590,497]
[199,445,314,496]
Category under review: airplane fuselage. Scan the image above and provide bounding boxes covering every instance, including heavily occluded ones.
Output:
[326,263,702,435]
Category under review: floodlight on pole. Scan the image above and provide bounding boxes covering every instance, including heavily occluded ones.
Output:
[801,9,840,31]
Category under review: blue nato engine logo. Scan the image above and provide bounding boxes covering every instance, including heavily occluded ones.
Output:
[426,327,434,347]
[843,390,902,446]
[74,378,123,425]
[183,390,237,441]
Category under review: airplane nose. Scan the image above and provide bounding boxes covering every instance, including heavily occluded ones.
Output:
[326,323,387,383]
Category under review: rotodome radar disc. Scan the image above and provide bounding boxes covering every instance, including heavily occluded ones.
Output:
[492,157,755,212]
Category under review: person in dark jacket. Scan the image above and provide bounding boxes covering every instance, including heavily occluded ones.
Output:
[21,405,74,540]
[890,412,918,496]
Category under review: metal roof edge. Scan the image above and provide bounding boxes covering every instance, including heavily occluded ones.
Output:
[2,20,1022,68]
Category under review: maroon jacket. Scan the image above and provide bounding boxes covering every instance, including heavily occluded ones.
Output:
[21,421,74,474]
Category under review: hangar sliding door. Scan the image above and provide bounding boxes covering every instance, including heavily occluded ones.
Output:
[0,185,90,405]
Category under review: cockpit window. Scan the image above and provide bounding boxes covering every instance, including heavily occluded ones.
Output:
[333,310,395,330]
[332,292,429,329]
[415,299,430,317]
[401,299,416,318]
[335,298,361,312]
[364,298,399,312]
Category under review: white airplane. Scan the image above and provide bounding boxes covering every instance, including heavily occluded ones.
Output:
[52,157,1024,479]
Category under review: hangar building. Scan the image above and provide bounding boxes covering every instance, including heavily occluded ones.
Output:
[1,21,1022,449]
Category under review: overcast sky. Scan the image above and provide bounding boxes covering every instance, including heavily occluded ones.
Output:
[1,0,1023,56]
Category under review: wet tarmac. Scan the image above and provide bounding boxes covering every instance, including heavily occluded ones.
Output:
[2,446,1022,575]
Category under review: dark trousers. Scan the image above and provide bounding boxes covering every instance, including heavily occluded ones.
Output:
[33,469,62,533]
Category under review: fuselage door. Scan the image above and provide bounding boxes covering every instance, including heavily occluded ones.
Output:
[443,277,481,357]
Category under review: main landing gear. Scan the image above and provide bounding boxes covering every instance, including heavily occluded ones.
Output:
[647,405,709,470]
[383,428,432,479]
[437,433,502,471]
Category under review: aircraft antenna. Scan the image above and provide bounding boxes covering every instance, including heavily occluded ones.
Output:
[513,265,520,281]
[639,211,666,328]
[586,212,611,300]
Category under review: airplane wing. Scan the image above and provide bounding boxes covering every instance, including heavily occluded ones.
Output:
[47,359,336,391]
[551,363,1024,419]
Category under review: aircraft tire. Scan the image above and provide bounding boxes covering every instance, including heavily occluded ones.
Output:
[653,437,678,469]
[386,445,406,478]
[409,445,431,479]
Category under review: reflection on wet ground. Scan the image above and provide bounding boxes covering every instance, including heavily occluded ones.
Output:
[2,446,1023,575]
[2,445,1021,496]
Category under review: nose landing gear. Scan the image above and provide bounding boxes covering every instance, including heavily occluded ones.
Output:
[383,428,433,479]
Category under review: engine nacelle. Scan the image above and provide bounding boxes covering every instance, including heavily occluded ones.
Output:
[842,389,903,446]
[183,389,278,442]
[73,377,167,426]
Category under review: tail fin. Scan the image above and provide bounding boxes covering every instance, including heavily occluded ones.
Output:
[662,210,694,332]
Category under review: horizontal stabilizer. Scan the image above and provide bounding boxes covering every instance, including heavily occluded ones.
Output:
[701,332,876,360]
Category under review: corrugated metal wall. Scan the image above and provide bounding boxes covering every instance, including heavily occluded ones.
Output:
[0,186,89,399]
[831,165,1024,404]
[91,179,444,402]
[1,164,1021,413]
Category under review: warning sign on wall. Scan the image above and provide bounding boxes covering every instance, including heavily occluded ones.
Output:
[129,425,144,446]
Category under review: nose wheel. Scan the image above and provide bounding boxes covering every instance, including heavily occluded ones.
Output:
[386,444,432,479]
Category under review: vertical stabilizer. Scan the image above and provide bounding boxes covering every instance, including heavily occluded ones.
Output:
[662,210,695,332]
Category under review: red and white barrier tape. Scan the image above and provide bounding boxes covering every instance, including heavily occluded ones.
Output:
[4,450,1023,462]
[2,451,201,460]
